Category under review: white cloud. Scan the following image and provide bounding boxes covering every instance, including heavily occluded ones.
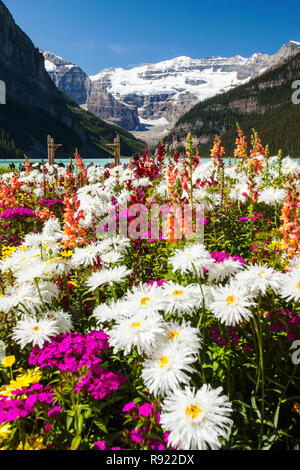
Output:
[109,43,131,54]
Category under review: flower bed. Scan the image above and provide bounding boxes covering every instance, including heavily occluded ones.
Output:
[0,133,299,451]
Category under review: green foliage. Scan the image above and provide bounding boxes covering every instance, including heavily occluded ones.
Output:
[0,91,143,160]
[167,51,300,157]
[0,130,21,158]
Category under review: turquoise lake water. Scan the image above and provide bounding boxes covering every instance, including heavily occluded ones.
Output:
[0,158,131,168]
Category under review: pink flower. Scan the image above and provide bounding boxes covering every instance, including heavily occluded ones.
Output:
[138,403,155,417]
[94,441,106,450]
[122,401,136,413]
[47,406,61,419]
[131,428,144,444]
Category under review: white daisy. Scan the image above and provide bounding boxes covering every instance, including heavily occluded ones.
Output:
[279,269,300,303]
[100,250,123,266]
[108,312,165,355]
[160,320,202,353]
[132,177,151,188]
[86,266,132,291]
[162,282,200,315]
[169,243,213,276]
[71,243,103,269]
[45,310,73,334]
[14,258,48,283]
[281,157,300,175]
[235,264,283,296]
[0,284,36,314]
[124,283,166,315]
[100,236,131,254]
[229,182,250,204]
[141,343,196,396]
[12,315,59,349]
[287,255,300,272]
[210,282,256,326]
[36,281,60,305]
[207,258,244,282]
[257,187,286,206]
[160,385,233,450]
[93,299,131,325]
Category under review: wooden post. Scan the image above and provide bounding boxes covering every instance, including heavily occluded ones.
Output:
[115,135,120,166]
[106,135,121,166]
[47,135,62,165]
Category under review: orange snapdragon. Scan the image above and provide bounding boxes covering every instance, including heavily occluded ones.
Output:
[62,194,86,249]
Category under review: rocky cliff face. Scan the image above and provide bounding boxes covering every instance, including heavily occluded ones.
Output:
[43,51,89,105]
[0,1,143,157]
[236,41,300,79]
[0,1,87,139]
[43,51,139,131]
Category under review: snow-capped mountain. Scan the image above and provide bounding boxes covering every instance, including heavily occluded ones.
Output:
[89,55,247,133]
[43,41,300,143]
[42,51,139,131]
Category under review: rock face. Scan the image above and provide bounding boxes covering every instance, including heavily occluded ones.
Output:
[43,51,139,131]
[236,41,300,79]
[43,51,89,105]
[0,2,72,121]
[43,41,300,144]
[0,1,143,157]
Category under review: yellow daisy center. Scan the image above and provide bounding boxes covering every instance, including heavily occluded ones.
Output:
[140,297,150,306]
[159,356,169,368]
[226,295,236,306]
[185,404,202,419]
[32,326,40,332]
[131,322,141,328]
[297,283,300,291]
[259,270,265,275]
[168,331,180,340]
[173,290,184,297]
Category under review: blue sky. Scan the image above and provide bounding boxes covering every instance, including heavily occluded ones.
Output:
[4,0,300,75]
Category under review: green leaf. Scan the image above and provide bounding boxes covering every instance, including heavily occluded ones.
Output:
[71,436,81,450]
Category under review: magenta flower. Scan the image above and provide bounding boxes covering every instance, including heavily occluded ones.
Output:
[138,403,155,417]
[47,406,61,419]
[122,401,136,413]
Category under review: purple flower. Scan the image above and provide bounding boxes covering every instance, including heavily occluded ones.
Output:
[38,199,64,208]
[94,441,107,450]
[29,331,127,401]
[122,401,136,413]
[48,406,61,419]
[131,428,144,444]
[138,403,155,417]
[0,208,36,220]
